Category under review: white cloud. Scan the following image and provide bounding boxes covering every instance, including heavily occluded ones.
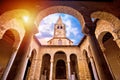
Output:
[36,13,83,45]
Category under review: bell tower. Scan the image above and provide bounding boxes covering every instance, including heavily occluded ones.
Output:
[48,16,73,45]
[54,16,66,37]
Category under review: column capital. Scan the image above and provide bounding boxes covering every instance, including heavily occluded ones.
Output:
[50,59,54,63]
[113,29,120,40]
[50,60,54,63]
[82,22,96,36]
[67,55,70,63]
[67,60,70,63]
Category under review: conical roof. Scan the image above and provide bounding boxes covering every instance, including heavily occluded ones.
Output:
[56,16,63,24]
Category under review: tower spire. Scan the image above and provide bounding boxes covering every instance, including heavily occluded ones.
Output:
[56,16,63,24]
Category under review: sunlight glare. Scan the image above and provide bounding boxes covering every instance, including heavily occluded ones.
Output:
[23,16,29,23]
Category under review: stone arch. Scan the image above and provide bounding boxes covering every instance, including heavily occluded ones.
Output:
[55,59,66,79]
[0,9,30,25]
[1,29,20,47]
[97,31,112,51]
[0,9,30,42]
[40,54,51,80]
[98,32,120,79]
[82,50,90,66]
[83,50,88,58]
[82,49,95,80]
[0,29,20,79]
[0,25,25,46]
[35,6,85,27]
[24,49,37,80]
[30,49,37,57]
[95,20,119,50]
[54,51,67,61]
[53,51,67,80]
[91,11,120,29]
[86,46,99,80]
[70,53,79,80]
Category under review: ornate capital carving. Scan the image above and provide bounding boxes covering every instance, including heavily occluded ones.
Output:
[82,23,96,36]
[113,29,120,39]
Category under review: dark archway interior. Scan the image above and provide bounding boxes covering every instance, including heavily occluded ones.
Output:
[102,32,112,43]
[23,59,31,80]
[41,54,50,80]
[23,50,36,80]
[102,32,120,79]
[56,60,66,79]
[54,51,67,79]
[83,51,95,80]
[88,62,95,80]
[70,54,79,80]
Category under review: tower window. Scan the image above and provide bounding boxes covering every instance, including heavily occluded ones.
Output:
[57,26,63,29]
[60,26,62,29]
[57,26,59,29]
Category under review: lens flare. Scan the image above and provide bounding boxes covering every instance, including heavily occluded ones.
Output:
[23,16,29,23]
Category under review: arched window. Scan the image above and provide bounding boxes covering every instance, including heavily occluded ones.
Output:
[101,32,120,79]
[56,60,66,79]
[60,26,62,29]
[57,26,59,29]
[40,54,51,80]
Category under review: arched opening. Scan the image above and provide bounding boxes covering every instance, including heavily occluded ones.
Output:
[54,51,67,80]
[40,54,51,80]
[36,13,84,45]
[56,60,66,79]
[23,49,37,80]
[83,50,95,80]
[24,59,31,80]
[91,11,120,30]
[101,32,120,79]
[35,6,85,45]
[70,54,79,80]
[36,6,85,28]
[0,29,20,79]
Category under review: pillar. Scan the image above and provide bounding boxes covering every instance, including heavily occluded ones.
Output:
[89,57,99,80]
[82,23,114,80]
[88,47,99,80]
[67,56,71,80]
[49,59,53,80]
[7,23,35,80]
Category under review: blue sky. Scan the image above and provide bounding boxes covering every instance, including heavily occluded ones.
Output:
[36,13,84,45]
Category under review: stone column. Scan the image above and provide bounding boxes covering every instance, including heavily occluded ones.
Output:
[9,23,35,80]
[82,24,113,80]
[67,56,71,80]
[87,33,113,80]
[89,57,99,80]
[49,59,53,80]
[67,61,71,80]
[88,47,99,80]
